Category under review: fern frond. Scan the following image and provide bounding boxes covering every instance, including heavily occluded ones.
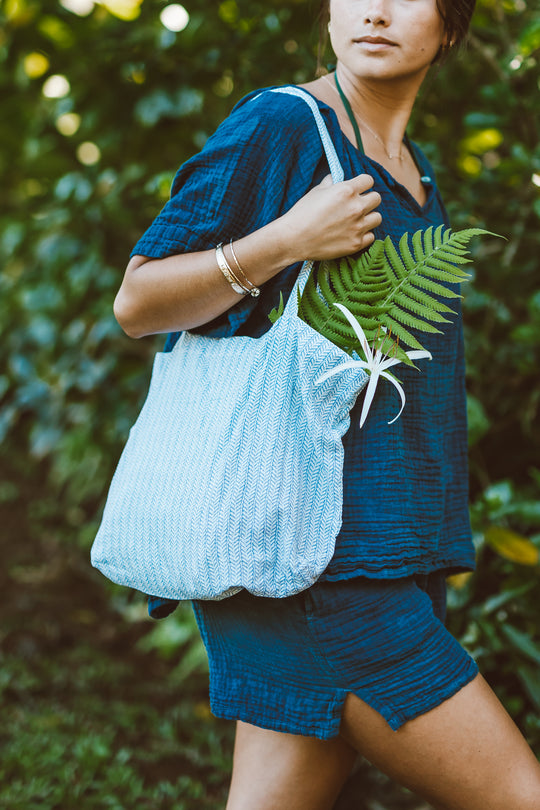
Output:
[411,276,462,299]
[383,236,407,280]
[398,230,414,269]
[392,291,452,323]
[296,227,499,355]
[381,320,430,352]
[423,226,434,256]
[419,267,470,283]
[268,291,284,324]
[401,285,457,314]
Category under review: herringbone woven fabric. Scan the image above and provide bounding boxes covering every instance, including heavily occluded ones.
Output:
[91,89,369,601]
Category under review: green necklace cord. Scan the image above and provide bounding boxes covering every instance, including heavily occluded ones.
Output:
[331,72,428,181]
[333,71,365,154]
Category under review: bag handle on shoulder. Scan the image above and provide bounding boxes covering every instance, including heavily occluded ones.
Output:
[263,86,345,185]
[252,87,346,300]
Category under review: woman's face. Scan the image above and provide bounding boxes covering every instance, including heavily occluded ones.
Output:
[329,0,446,82]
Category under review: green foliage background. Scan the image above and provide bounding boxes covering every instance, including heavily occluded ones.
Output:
[1,0,539,806]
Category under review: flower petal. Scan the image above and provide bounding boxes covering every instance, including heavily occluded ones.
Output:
[316,359,370,386]
[380,370,406,424]
[333,303,372,362]
[359,369,382,428]
[405,350,432,362]
[378,356,403,371]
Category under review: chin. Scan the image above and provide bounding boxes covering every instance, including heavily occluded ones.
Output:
[350,58,431,84]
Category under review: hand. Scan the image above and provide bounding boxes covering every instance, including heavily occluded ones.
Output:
[279,173,382,262]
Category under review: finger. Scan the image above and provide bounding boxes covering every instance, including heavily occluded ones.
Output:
[347,173,375,194]
[358,190,382,214]
[362,210,383,231]
[360,231,376,249]
[317,173,334,189]
[350,230,376,253]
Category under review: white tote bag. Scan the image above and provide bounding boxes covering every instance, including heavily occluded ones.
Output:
[91,87,369,601]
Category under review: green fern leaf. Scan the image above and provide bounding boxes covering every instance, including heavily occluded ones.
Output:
[295,227,500,356]
[402,285,457,314]
[386,307,443,333]
[392,291,452,323]
[411,228,425,263]
[411,275,462,299]
[424,226,434,256]
[268,291,284,324]
[379,319,427,352]
[383,236,408,280]
[426,256,472,275]
[398,230,415,269]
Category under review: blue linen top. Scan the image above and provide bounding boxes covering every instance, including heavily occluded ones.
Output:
[130,86,475,620]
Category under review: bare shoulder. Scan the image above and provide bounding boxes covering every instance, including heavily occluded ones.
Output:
[297,76,337,110]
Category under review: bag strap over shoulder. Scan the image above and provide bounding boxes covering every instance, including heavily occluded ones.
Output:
[204,86,341,321]
[253,86,345,186]
[250,87,346,303]
[266,86,345,185]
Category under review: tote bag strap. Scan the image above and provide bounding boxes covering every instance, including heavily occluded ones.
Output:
[258,86,345,185]
[254,87,345,300]
[266,86,344,184]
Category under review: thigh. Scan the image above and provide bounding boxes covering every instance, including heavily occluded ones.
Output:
[340,672,540,810]
[226,720,357,810]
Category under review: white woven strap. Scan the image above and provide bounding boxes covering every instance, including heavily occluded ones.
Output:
[266,86,345,184]
[260,86,345,301]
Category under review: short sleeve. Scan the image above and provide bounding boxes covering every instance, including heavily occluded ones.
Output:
[130,87,332,338]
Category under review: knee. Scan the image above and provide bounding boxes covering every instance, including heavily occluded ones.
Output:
[432,769,540,810]
[508,760,540,810]
[513,782,540,810]
[480,770,540,810]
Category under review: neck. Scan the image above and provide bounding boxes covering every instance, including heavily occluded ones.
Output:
[335,63,427,157]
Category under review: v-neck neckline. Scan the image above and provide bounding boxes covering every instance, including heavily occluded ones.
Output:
[294,85,435,215]
[341,127,435,214]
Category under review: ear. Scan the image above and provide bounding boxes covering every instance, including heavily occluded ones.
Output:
[441,32,456,50]
[431,34,455,65]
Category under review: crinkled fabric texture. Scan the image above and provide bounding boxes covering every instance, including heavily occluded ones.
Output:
[131,85,475,620]
[191,573,479,738]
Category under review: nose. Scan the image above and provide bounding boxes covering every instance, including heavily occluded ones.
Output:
[362,0,390,26]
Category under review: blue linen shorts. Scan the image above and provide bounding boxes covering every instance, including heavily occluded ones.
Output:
[191,572,478,739]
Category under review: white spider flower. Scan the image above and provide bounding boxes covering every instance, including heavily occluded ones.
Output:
[316,303,432,429]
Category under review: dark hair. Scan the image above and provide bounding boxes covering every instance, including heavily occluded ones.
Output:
[316,0,476,73]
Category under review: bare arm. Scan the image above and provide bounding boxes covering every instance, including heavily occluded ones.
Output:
[114,173,382,338]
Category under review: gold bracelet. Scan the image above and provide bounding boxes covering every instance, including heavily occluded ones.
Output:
[228,240,260,298]
[215,244,248,296]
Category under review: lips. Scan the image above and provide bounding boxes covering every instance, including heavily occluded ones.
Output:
[356,36,397,45]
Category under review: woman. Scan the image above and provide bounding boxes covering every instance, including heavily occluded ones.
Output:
[114,1,540,808]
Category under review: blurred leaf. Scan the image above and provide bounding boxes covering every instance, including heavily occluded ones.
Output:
[98,0,143,21]
[134,88,204,126]
[517,665,540,711]
[500,624,540,666]
[481,582,535,615]
[461,128,504,154]
[485,481,515,505]
[519,20,540,56]
[447,571,474,589]
[467,393,490,446]
[485,526,539,565]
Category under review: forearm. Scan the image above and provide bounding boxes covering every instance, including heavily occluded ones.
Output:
[114,217,299,338]
[115,172,382,338]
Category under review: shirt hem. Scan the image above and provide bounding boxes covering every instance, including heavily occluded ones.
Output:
[318,556,476,583]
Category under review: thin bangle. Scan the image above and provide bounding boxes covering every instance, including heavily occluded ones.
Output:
[228,240,260,298]
[215,244,248,295]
